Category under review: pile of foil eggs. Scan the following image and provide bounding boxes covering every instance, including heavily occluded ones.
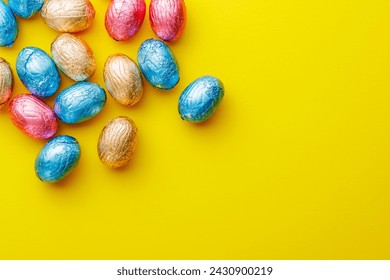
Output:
[0,0,225,183]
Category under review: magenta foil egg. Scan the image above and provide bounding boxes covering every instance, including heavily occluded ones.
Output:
[9,94,58,140]
[149,0,186,42]
[105,0,146,41]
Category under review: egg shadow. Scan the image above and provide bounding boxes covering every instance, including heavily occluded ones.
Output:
[41,163,81,189]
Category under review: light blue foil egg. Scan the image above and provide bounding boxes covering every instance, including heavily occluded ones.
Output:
[35,135,81,183]
[0,1,18,47]
[54,82,106,124]
[137,38,179,90]
[9,0,44,18]
[179,76,224,123]
[16,47,60,98]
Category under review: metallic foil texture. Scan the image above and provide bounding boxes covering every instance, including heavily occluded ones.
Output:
[149,0,186,42]
[104,54,143,106]
[137,39,179,90]
[54,82,106,124]
[16,47,60,98]
[0,1,18,47]
[41,0,95,33]
[8,0,44,18]
[51,33,96,82]
[105,0,146,41]
[35,135,80,183]
[179,76,224,123]
[0,58,13,108]
[9,94,58,139]
[98,116,137,168]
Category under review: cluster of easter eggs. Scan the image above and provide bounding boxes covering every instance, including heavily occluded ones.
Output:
[0,0,224,183]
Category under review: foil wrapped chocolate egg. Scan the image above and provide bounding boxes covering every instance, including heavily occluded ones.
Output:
[35,135,80,183]
[179,76,224,123]
[9,94,58,139]
[41,0,95,33]
[51,33,96,82]
[103,54,143,106]
[8,0,44,18]
[98,116,137,168]
[0,58,13,108]
[149,0,186,42]
[137,39,179,90]
[16,47,60,98]
[105,0,146,41]
[0,1,18,47]
[54,82,106,124]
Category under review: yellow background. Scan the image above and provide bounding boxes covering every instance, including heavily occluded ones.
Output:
[0,0,390,259]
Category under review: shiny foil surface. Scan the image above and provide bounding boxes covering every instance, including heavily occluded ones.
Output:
[104,54,143,106]
[35,135,80,183]
[41,0,95,33]
[178,76,224,123]
[8,0,44,18]
[137,39,179,90]
[0,58,13,108]
[105,0,146,41]
[149,0,186,42]
[51,33,96,82]
[16,47,60,98]
[0,1,18,47]
[54,82,106,124]
[98,116,137,168]
[9,94,58,139]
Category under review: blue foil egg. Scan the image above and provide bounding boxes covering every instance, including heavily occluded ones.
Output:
[0,1,18,47]
[137,38,179,90]
[178,76,224,123]
[9,0,44,18]
[35,135,81,183]
[54,82,106,124]
[16,47,60,98]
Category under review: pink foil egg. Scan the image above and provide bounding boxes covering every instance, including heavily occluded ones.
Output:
[9,94,58,140]
[105,0,146,41]
[149,0,186,42]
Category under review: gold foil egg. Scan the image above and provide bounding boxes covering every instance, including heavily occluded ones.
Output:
[41,0,95,33]
[51,33,96,81]
[98,116,138,168]
[103,54,143,106]
[0,58,13,108]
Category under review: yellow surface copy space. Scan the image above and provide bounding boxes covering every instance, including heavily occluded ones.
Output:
[1,0,390,259]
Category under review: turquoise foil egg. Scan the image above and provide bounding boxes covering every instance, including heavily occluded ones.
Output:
[54,82,106,124]
[16,47,60,98]
[179,76,224,123]
[35,135,81,183]
[137,38,179,90]
[0,1,18,47]
[9,0,44,18]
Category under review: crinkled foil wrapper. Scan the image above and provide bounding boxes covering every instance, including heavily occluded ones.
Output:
[54,82,106,124]
[9,94,58,139]
[41,0,95,33]
[98,116,137,168]
[137,39,179,90]
[8,0,44,18]
[51,33,96,81]
[0,58,13,108]
[104,54,143,106]
[35,135,80,183]
[149,0,186,41]
[179,76,225,123]
[16,47,60,98]
[105,0,146,41]
[0,1,18,47]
